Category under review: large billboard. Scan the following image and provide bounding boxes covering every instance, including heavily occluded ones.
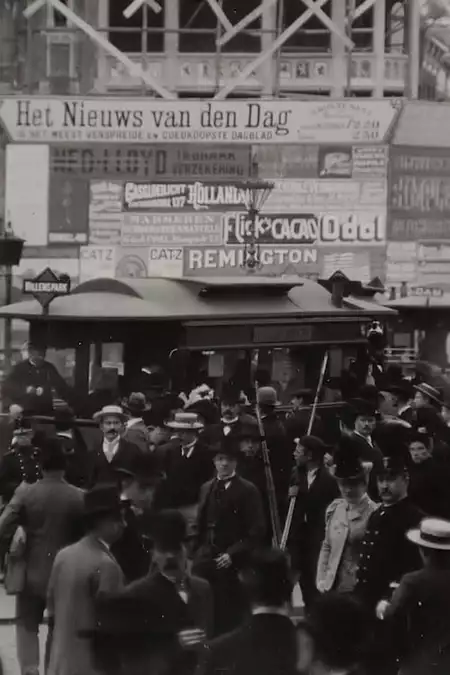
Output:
[0,97,401,144]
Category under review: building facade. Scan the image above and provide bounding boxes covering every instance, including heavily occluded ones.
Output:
[0,0,415,98]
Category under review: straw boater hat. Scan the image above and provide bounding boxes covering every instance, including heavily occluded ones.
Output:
[413,382,442,405]
[93,405,127,423]
[407,518,450,551]
[166,411,204,431]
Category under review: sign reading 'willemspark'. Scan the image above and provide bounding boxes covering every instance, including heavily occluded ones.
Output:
[0,97,401,144]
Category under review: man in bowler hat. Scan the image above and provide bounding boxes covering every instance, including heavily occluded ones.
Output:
[192,436,266,636]
[122,393,152,454]
[46,485,126,675]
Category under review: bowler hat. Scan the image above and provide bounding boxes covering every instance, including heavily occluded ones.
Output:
[298,435,330,459]
[408,426,431,446]
[388,380,413,400]
[413,382,442,405]
[124,392,147,416]
[166,411,204,431]
[93,405,127,423]
[152,510,188,551]
[115,453,164,486]
[84,485,123,518]
[348,398,377,418]
[256,386,280,407]
[407,518,450,551]
[214,436,241,459]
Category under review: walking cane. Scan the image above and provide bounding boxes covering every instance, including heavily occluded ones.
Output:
[280,351,329,551]
[255,384,283,549]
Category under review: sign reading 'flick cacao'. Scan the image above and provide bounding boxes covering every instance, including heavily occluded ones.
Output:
[388,146,450,241]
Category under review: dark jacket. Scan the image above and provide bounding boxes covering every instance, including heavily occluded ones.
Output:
[56,430,91,489]
[384,567,450,675]
[89,438,142,487]
[158,439,214,509]
[408,459,450,519]
[288,464,340,571]
[194,475,265,569]
[261,413,293,521]
[95,570,213,675]
[355,498,424,609]
[2,359,74,414]
[0,446,42,503]
[203,414,259,445]
[204,613,297,675]
[111,506,158,583]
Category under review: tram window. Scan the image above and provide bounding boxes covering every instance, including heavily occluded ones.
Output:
[46,347,76,387]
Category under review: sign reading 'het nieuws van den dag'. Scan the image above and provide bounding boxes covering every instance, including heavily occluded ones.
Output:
[0,97,401,144]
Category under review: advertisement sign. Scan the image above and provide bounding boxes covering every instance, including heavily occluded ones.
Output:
[89,181,122,244]
[322,251,371,283]
[121,212,223,246]
[263,180,386,211]
[318,146,388,178]
[0,97,401,144]
[50,144,252,181]
[388,146,450,241]
[254,145,319,179]
[224,211,385,246]
[115,248,149,278]
[48,175,89,244]
[183,246,320,277]
[148,247,184,277]
[80,245,116,282]
[123,181,247,212]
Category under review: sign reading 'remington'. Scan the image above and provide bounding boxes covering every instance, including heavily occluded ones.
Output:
[0,97,401,144]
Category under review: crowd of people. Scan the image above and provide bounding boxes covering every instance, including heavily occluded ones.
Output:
[1,341,450,674]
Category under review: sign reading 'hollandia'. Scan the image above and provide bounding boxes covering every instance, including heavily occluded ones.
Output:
[0,97,401,144]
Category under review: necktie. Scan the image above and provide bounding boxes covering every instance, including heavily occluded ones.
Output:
[105,443,116,462]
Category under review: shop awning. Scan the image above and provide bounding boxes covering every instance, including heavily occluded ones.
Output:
[0,277,396,322]
[391,100,450,147]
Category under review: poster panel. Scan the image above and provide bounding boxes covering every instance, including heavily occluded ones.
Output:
[80,245,116,282]
[388,146,450,241]
[89,181,122,244]
[123,181,247,212]
[50,144,252,181]
[121,212,223,246]
[48,175,90,243]
[183,245,320,277]
[262,179,386,211]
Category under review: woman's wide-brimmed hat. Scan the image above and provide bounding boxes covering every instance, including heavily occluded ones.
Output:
[413,382,442,405]
[93,405,127,423]
[165,411,204,431]
[407,518,450,551]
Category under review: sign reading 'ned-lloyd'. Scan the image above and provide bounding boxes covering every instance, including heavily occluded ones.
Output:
[124,182,248,211]
[0,97,400,144]
[224,212,386,245]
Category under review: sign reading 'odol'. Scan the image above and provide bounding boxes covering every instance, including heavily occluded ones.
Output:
[0,97,401,144]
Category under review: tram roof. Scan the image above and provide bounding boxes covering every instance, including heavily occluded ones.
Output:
[384,295,450,309]
[0,276,394,322]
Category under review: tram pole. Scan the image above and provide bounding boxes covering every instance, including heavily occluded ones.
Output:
[280,350,329,551]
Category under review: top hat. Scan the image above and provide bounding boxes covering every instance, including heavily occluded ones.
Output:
[165,411,204,431]
[333,439,366,481]
[93,405,127,424]
[152,510,188,551]
[348,398,377,418]
[221,383,242,405]
[413,383,442,405]
[124,392,147,416]
[256,386,280,407]
[378,453,408,478]
[407,518,450,551]
[84,484,123,518]
[115,453,164,486]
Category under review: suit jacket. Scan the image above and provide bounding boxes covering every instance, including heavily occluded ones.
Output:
[316,495,378,592]
[398,406,416,425]
[89,437,142,486]
[95,570,213,675]
[288,464,340,571]
[123,420,152,455]
[158,439,214,509]
[46,535,124,675]
[194,475,265,568]
[0,475,84,598]
[204,613,297,675]
[2,359,74,414]
[384,568,450,675]
[355,497,424,609]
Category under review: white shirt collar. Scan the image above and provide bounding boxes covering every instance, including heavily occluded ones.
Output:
[252,606,290,618]
[181,440,196,458]
[354,431,373,446]
[126,417,143,428]
[307,467,318,487]
[398,404,411,416]
[103,436,120,461]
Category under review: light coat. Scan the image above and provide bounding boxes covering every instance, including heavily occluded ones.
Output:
[46,534,124,675]
[316,496,378,593]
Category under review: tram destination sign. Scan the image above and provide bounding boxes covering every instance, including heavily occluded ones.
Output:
[0,97,401,144]
[22,267,71,310]
[50,144,252,181]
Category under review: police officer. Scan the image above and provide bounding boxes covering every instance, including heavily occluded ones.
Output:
[355,454,424,614]
[0,419,42,504]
